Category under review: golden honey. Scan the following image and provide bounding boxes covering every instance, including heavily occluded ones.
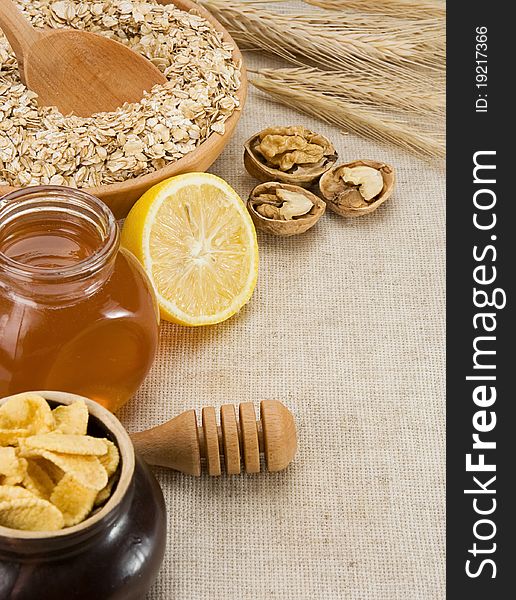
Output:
[0,186,159,412]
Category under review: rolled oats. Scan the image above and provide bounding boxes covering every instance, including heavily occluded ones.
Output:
[0,0,241,188]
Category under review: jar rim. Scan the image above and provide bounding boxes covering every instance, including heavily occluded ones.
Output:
[0,391,135,541]
[0,186,119,283]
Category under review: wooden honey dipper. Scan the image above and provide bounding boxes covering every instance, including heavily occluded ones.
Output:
[130,400,297,476]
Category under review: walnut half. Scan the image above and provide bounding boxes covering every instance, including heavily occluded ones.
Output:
[244,126,337,187]
[248,182,326,236]
[318,160,395,217]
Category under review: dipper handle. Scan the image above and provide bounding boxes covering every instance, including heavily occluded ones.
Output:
[130,400,297,476]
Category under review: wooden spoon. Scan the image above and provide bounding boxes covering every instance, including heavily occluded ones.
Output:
[0,0,167,117]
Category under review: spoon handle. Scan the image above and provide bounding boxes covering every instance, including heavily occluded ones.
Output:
[0,0,40,73]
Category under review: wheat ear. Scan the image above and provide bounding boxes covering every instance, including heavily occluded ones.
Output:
[254,66,444,117]
[303,0,445,19]
[198,1,445,76]
[249,70,445,159]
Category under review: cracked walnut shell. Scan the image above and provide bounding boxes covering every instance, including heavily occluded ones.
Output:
[318,160,395,217]
[248,182,326,236]
[244,126,338,187]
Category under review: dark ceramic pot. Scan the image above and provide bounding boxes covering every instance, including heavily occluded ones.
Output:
[0,392,167,600]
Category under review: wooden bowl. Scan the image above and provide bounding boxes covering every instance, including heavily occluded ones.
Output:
[0,0,247,218]
[0,391,166,599]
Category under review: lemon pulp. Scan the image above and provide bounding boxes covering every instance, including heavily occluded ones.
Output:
[121,174,258,326]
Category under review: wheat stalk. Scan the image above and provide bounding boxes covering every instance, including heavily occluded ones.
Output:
[195,1,445,158]
[254,66,444,117]
[303,0,445,19]
[249,70,445,159]
[198,1,445,76]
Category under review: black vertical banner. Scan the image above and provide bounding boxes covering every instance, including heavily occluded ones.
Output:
[447,3,513,597]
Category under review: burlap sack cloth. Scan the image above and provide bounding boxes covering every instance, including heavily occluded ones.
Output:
[119,19,446,600]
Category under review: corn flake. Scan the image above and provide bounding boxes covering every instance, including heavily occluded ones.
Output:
[50,474,97,527]
[35,458,64,485]
[0,497,64,531]
[22,459,55,500]
[0,447,19,476]
[23,450,108,492]
[0,447,27,485]
[0,394,54,434]
[94,477,116,507]
[21,433,108,456]
[0,485,37,502]
[98,440,120,477]
[0,428,30,446]
[52,401,88,435]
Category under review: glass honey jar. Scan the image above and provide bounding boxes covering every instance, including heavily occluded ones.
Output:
[0,186,160,412]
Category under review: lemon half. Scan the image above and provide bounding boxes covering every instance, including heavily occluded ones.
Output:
[121,173,259,326]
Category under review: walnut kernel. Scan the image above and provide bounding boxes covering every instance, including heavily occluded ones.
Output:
[244,126,337,187]
[248,182,325,236]
[319,160,395,217]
